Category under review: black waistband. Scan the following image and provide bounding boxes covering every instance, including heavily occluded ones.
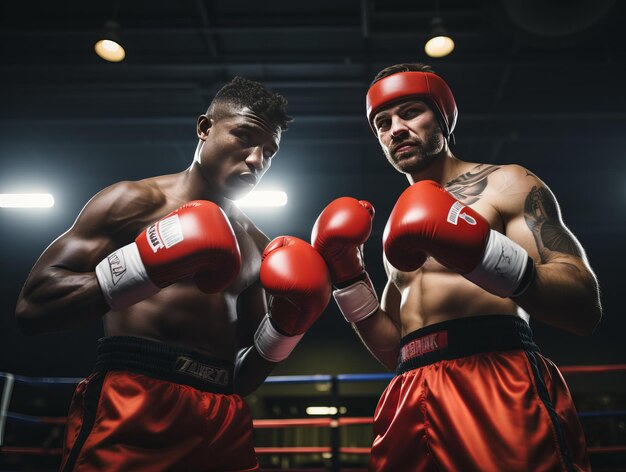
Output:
[94,336,234,394]
[396,315,539,375]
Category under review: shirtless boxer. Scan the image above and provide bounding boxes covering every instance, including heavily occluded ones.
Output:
[312,64,602,471]
[16,77,331,472]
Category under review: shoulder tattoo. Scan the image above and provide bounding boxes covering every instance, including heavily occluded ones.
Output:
[523,186,583,261]
[444,165,500,204]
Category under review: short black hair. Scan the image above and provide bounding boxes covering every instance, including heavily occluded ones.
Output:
[208,76,293,131]
[370,63,436,87]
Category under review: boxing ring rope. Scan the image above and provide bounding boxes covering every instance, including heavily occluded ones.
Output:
[2,365,626,471]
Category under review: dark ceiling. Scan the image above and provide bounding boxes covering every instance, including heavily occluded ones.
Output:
[1,0,625,377]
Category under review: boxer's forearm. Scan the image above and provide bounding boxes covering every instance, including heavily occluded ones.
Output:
[352,308,401,371]
[233,345,276,397]
[514,259,602,336]
[16,267,110,335]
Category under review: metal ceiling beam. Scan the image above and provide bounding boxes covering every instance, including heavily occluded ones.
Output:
[0,26,363,37]
[195,0,219,58]
[3,113,626,126]
[1,53,621,78]
[360,0,371,38]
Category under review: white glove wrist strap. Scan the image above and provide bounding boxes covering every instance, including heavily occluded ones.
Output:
[464,230,531,298]
[333,276,379,323]
[254,314,304,363]
[95,242,160,311]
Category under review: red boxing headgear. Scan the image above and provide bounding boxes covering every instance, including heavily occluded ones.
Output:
[366,71,458,139]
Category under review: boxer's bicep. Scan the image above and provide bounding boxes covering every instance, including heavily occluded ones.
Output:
[36,184,143,276]
[521,184,587,262]
[504,179,590,273]
[502,177,601,334]
[16,183,153,333]
[15,226,113,333]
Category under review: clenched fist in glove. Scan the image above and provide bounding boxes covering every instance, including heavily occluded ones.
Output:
[96,200,241,310]
[383,180,535,298]
[312,197,380,323]
[254,236,331,362]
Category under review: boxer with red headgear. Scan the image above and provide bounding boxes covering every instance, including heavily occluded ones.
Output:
[16,77,332,471]
[313,63,601,471]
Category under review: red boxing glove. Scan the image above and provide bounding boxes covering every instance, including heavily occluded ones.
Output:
[96,201,241,310]
[312,197,380,323]
[383,180,534,298]
[254,236,331,362]
[311,197,374,284]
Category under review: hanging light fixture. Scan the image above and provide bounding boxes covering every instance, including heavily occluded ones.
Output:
[424,17,455,58]
[94,21,126,62]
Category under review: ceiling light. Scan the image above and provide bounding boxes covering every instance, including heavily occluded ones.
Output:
[95,21,126,62]
[424,17,455,58]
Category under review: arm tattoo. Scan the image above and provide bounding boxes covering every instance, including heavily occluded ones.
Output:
[523,186,583,262]
[444,165,500,205]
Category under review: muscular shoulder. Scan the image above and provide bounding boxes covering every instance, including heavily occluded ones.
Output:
[485,164,552,218]
[73,179,167,241]
[489,164,542,193]
[446,163,540,198]
[447,162,555,227]
[225,202,271,251]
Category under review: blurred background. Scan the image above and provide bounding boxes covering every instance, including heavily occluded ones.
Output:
[1,0,625,470]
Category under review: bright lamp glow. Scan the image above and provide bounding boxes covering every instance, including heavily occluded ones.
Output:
[0,193,54,208]
[425,35,455,58]
[94,39,126,62]
[234,191,287,208]
[306,406,338,416]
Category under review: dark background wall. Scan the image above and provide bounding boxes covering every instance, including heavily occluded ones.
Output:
[1,0,625,380]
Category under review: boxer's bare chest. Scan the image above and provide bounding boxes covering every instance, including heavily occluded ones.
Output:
[388,165,520,321]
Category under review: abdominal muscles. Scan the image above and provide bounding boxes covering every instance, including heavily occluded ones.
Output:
[393,257,520,336]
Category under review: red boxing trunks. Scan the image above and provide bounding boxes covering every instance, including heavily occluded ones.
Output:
[369,315,590,472]
[60,336,259,472]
